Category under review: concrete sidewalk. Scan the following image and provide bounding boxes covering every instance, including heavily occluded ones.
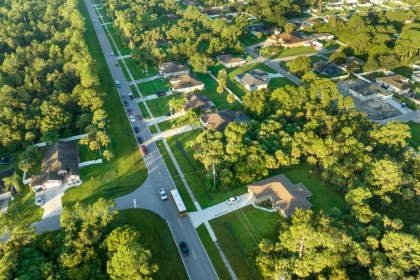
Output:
[134,90,176,103]
[117,54,131,59]
[128,75,160,85]
[152,125,197,140]
[145,111,185,126]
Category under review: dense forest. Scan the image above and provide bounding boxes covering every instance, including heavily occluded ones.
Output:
[0,0,108,154]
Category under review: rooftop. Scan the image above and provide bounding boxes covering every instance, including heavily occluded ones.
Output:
[377,74,410,90]
[200,109,237,132]
[159,61,189,74]
[183,93,215,111]
[236,69,269,87]
[42,141,79,176]
[351,83,394,97]
[170,74,204,90]
[217,54,246,65]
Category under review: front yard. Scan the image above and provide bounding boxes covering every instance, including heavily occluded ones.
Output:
[138,78,171,96]
[260,45,317,59]
[145,94,185,118]
[320,40,341,50]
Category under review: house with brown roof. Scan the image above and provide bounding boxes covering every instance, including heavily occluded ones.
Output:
[349,83,394,101]
[31,141,80,191]
[0,167,14,200]
[376,74,410,94]
[217,54,247,68]
[235,69,269,92]
[268,33,311,48]
[159,61,190,78]
[200,109,237,132]
[170,74,205,93]
[183,93,215,113]
[311,33,334,40]
[247,174,313,218]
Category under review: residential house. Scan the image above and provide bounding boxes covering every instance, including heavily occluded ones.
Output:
[312,61,339,75]
[183,93,215,113]
[31,141,80,192]
[268,33,311,48]
[342,56,365,69]
[349,83,394,101]
[311,33,335,40]
[217,54,247,68]
[376,75,411,94]
[247,174,313,218]
[159,61,190,78]
[411,70,420,83]
[305,18,325,26]
[235,69,270,92]
[182,0,198,5]
[200,109,237,132]
[248,23,278,35]
[170,74,205,93]
[0,168,14,200]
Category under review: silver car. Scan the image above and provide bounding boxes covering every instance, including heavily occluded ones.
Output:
[35,194,43,206]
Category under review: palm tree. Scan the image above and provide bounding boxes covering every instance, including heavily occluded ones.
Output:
[180,110,201,129]
[167,98,185,115]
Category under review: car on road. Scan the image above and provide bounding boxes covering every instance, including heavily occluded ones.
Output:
[254,46,262,51]
[114,62,119,67]
[129,93,134,100]
[133,126,139,133]
[137,114,143,120]
[130,116,135,122]
[158,188,168,200]
[123,100,129,107]
[115,80,121,88]
[226,196,240,205]
[136,137,143,144]
[141,145,148,155]
[92,20,95,23]
[35,194,43,206]
[179,241,190,256]
[121,93,127,99]
[155,90,166,97]
[110,52,114,56]
[127,109,133,114]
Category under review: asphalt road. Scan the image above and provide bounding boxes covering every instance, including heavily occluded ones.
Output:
[33,1,218,279]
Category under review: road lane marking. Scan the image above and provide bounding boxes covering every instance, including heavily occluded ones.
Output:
[178,218,182,226]
[158,171,162,177]
[133,199,136,208]
[192,250,197,259]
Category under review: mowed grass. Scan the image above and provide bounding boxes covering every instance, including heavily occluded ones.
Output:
[149,125,158,134]
[156,140,196,212]
[407,121,420,149]
[124,58,159,81]
[196,224,231,280]
[209,205,282,280]
[104,25,131,56]
[266,46,317,59]
[320,40,340,50]
[239,33,268,46]
[7,183,44,226]
[130,85,140,98]
[138,102,151,119]
[145,94,184,118]
[157,118,184,132]
[62,0,148,207]
[138,78,171,96]
[392,66,414,79]
[166,131,248,209]
[114,209,189,280]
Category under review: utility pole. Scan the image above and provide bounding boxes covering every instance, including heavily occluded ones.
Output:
[213,163,216,190]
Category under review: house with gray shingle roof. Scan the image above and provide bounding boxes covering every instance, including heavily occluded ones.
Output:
[170,74,205,93]
[248,174,313,218]
[199,109,237,132]
[217,54,247,68]
[159,61,190,78]
[183,93,215,113]
[235,69,269,92]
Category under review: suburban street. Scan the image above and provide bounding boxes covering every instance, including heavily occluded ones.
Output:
[33,1,219,280]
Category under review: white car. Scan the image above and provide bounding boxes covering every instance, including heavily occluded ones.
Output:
[227,196,240,205]
[35,194,43,206]
[158,188,168,200]
[110,52,114,56]
[130,116,135,122]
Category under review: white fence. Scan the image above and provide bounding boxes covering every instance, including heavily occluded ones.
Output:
[34,133,89,147]
[207,71,243,105]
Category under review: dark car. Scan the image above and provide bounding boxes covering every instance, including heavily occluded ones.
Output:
[155,90,166,97]
[133,126,139,133]
[137,114,143,120]
[123,100,129,107]
[165,112,172,117]
[129,93,134,100]
[179,242,190,256]
[254,46,262,51]
[141,145,148,155]
[127,109,133,115]
[121,93,127,100]
[136,137,143,144]
[114,63,119,67]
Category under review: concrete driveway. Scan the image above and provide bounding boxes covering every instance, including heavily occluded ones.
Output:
[40,181,82,219]
[0,199,8,215]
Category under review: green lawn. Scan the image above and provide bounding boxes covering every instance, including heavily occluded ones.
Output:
[392,66,413,79]
[239,33,268,46]
[138,78,171,96]
[118,59,132,81]
[209,205,282,280]
[195,73,243,111]
[156,140,196,212]
[407,121,420,149]
[166,131,248,209]
[78,142,101,162]
[104,25,131,56]
[261,46,317,59]
[145,94,184,118]
[157,118,184,132]
[149,124,158,134]
[138,102,151,119]
[280,164,346,212]
[320,40,340,50]
[320,9,346,16]
[61,0,148,207]
[196,224,231,280]
[114,209,189,280]
[124,58,159,81]
[269,77,295,89]
[7,183,44,226]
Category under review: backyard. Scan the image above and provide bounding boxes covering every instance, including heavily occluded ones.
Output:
[121,58,159,81]
[392,66,414,79]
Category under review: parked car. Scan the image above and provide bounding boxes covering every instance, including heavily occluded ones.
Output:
[141,145,148,155]
[130,116,135,122]
[165,112,172,117]
[179,242,190,256]
[121,93,127,99]
[137,114,143,120]
[226,196,240,205]
[110,52,114,56]
[35,194,43,206]
[136,137,143,144]
[115,80,122,88]
[114,62,119,67]
[158,188,168,200]
[155,90,166,97]
[92,20,95,23]
[129,93,134,100]
[123,100,129,107]
[127,109,133,115]
[133,126,139,133]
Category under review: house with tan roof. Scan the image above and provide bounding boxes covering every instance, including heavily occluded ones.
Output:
[268,33,311,48]
[311,33,334,40]
[217,54,247,68]
[170,74,205,93]
[349,83,394,101]
[376,74,410,94]
[159,61,190,78]
[31,141,80,192]
[247,174,313,218]
[411,70,420,83]
[200,109,237,132]
[235,69,269,92]
[183,93,215,113]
